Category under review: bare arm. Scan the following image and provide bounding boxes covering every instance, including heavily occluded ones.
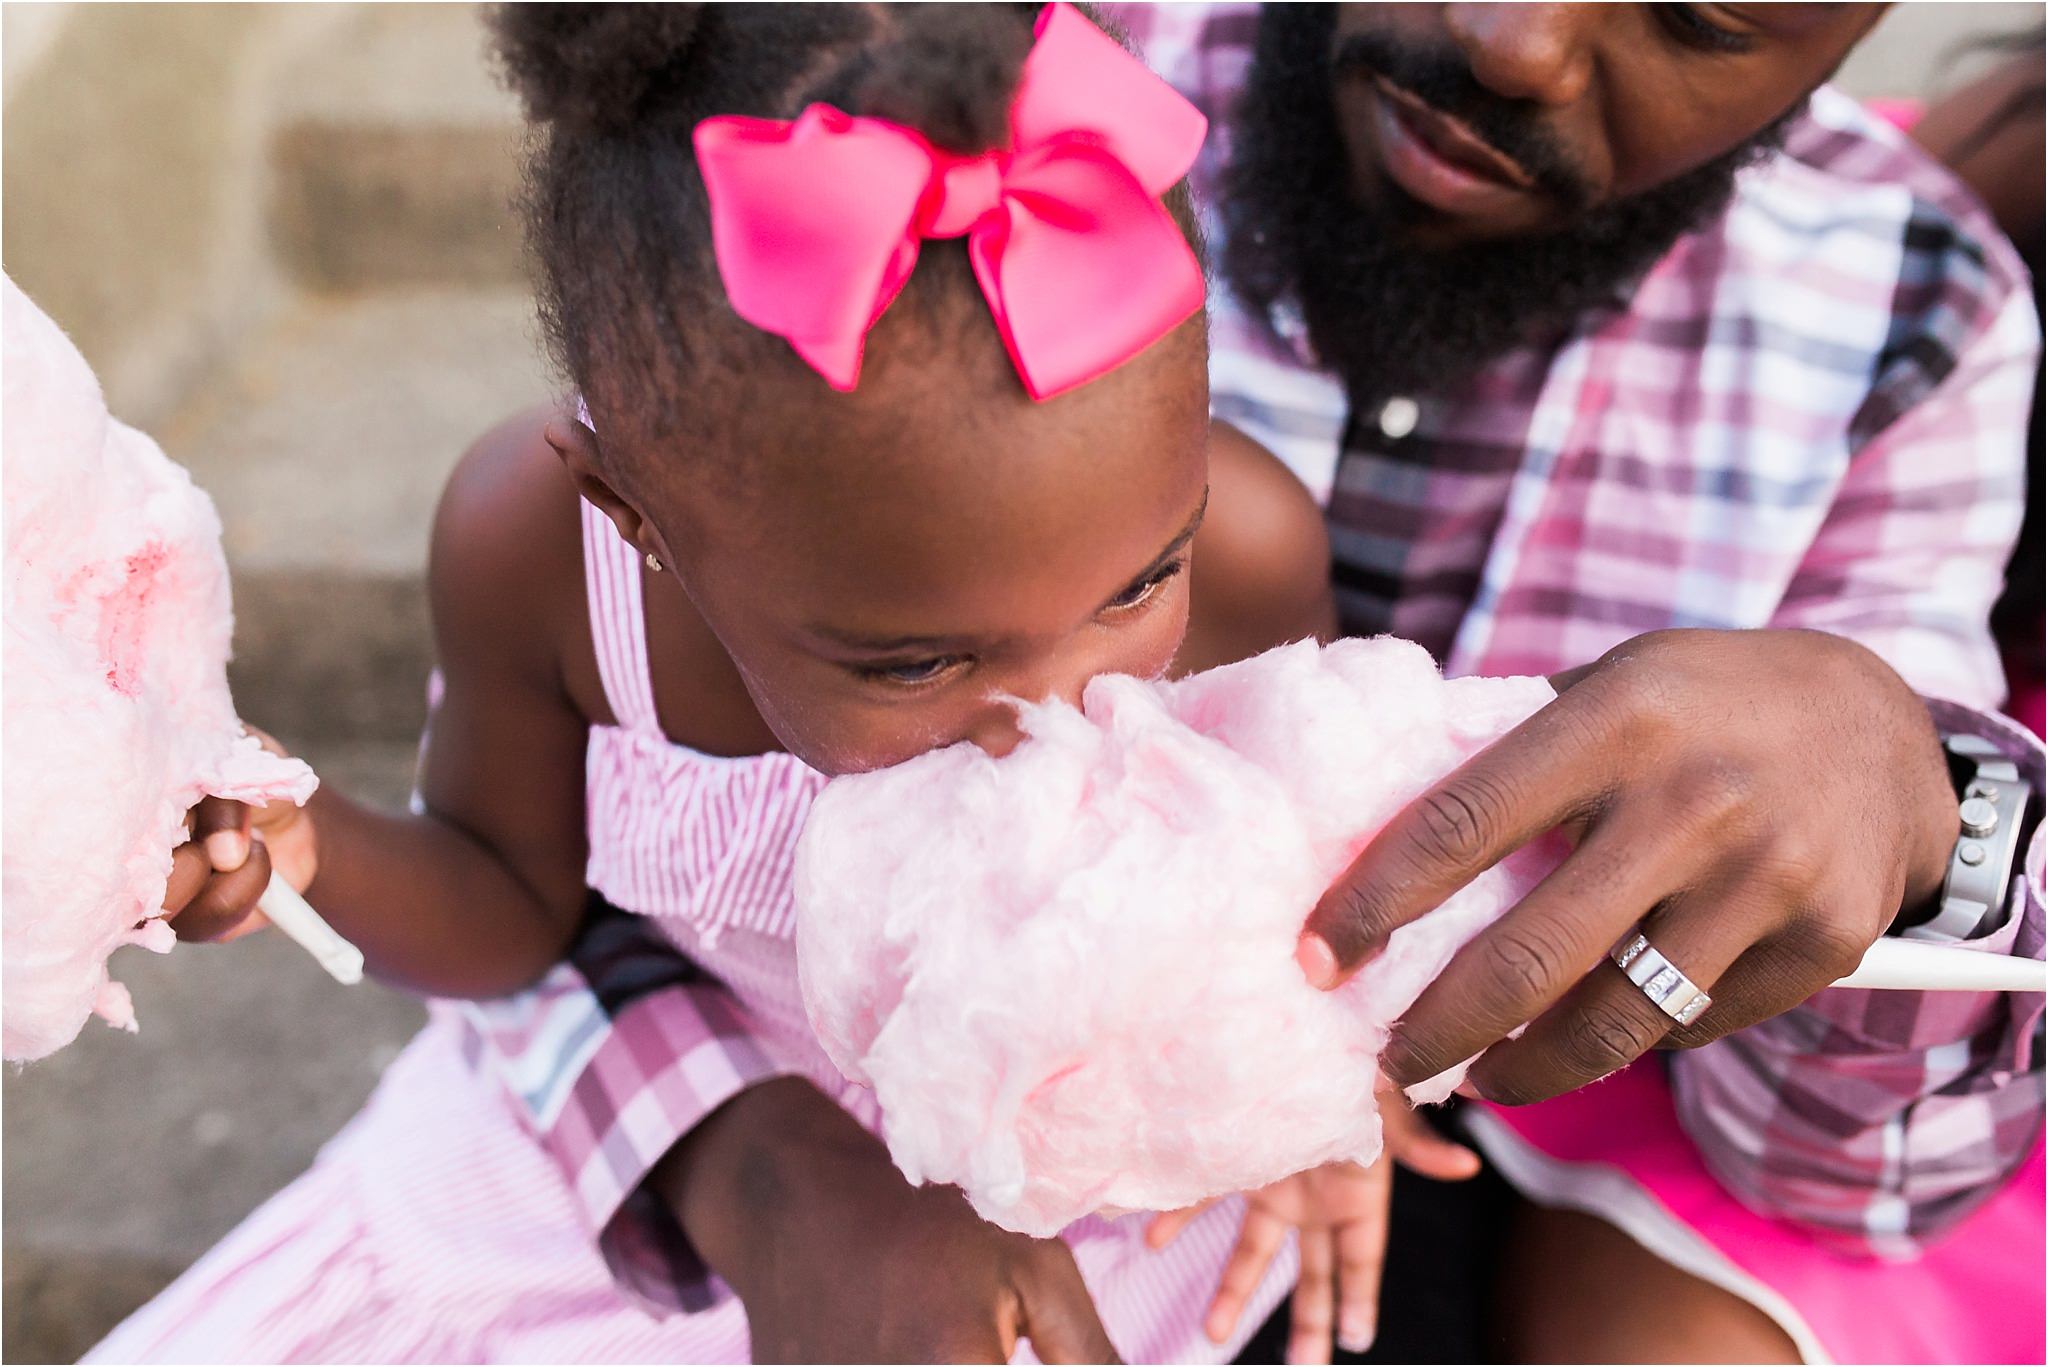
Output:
[1176,420,1337,674]
[174,407,596,998]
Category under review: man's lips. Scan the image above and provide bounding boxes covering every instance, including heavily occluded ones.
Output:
[1371,77,1537,192]
[1358,74,1556,231]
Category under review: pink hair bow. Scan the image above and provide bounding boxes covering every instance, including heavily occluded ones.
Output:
[693,3,1206,401]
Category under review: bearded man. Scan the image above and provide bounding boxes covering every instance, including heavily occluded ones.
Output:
[1123,6,2045,1363]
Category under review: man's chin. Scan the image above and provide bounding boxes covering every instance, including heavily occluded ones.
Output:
[1371,206,1527,253]
[1225,8,1807,404]
[1234,159,1776,405]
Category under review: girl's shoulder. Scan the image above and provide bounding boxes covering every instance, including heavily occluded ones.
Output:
[428,404,779,750]
[427,403,593,714]
[1180,422,1337,672]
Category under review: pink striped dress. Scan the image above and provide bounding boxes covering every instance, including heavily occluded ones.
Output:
[88,505,1292,1364]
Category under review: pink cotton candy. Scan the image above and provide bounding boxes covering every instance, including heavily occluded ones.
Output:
[794,636,1558,1236]
[3,275,316,1063]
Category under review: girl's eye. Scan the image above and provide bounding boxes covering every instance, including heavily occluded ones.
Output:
[855,655,969,688]
[1656,3,1756,55]
[1105,559,1187,614]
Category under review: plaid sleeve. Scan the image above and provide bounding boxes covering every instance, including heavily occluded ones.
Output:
[1670,714,2043,1253]
[1767,208,2040,708]
[457,896,796,1315]
[1671,226,2046,1253]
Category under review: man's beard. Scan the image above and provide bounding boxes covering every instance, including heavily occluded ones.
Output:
[1222,8,1802,411]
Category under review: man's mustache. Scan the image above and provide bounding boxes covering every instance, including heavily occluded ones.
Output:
[1332,29,1595,212]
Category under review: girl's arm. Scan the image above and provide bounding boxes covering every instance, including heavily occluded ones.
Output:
[175,410,595,998]
[307,409,594,996]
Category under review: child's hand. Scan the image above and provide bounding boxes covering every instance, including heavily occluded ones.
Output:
[664,1077,1120,1363]
[162,728,317,943]
[1147,1094,1479,1363]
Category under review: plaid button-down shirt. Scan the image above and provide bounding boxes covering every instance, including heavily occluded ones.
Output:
[465,4,2046,1309]
[1127,2,2046,1257]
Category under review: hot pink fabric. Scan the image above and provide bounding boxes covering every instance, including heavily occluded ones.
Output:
[1863,97,1926,134]
[1483,1064,2045,1365]
[693,2,1205,400]
[2007,680,2044,739]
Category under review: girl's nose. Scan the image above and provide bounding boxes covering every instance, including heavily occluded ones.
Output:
[964,646,1120,758]
[967,708,1027,759]
[1443,3,1595,109]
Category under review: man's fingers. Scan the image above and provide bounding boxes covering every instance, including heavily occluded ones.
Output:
[1302,699,1613,983]
[1144,1200,1213,1250]
[1662,928,1863,1049]
[1020,1244,1120,1364]
[1380,818,1683,1087]
[1288,1226,1336,1366]
[1546,661,1599,693]
[1333,1184,1390,1354]
[1468,891,1757,1105]
[1205,1206,1288,1344]
[191,796,251,873]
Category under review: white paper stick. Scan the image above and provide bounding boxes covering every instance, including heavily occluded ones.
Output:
[257,875,2038,994]
[258,874,364,985]
[1831,935,2045,993]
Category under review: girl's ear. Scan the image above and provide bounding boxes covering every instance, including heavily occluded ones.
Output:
[542,413,669,564]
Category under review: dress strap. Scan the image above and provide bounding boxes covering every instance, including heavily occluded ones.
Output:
[579,497,663,735]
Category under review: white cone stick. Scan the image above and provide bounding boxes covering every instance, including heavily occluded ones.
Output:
[1832,935,2045,993]
[257,874,364,985]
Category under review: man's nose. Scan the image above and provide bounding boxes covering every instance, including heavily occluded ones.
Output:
[1443,4,1595,109]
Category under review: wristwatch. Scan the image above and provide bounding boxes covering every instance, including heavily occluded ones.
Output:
[1903,734,2035,942]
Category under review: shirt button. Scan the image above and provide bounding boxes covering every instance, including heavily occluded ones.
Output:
[1378,396,1420,440]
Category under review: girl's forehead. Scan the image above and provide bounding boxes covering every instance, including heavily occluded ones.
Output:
[715,317,1204,528]
[684,335,1210,631]
[784,406,1200,601]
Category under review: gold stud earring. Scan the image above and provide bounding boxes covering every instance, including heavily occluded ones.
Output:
[645,552,663,573]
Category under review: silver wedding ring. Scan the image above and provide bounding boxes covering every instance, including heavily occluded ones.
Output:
[1611,932,1712,1026]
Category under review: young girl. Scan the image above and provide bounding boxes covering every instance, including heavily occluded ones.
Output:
[92,5,1413,1361]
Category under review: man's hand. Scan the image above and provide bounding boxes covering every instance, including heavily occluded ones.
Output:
[1299,628,1957,1104]
[1147,1093,1479,1363]
[661,1077,1119,1363]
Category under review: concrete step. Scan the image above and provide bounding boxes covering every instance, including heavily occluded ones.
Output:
[4,1251,187,1367]
[155,286,558,743]
[0,740,430,1363]
[267,4,526,292]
